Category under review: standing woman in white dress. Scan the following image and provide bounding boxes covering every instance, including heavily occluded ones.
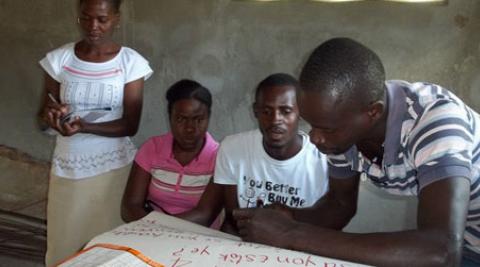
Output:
[38,0,153,265]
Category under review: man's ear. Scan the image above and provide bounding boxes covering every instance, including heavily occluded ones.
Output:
[366,101,385,121]
[252,102,259,118]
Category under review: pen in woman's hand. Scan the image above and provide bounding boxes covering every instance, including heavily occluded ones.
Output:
[47,93,59,104]
[46,93,69,125]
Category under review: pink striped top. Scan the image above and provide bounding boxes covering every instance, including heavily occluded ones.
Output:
[135,132,219,217]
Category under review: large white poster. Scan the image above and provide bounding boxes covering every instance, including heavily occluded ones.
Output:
[81,212,371,267]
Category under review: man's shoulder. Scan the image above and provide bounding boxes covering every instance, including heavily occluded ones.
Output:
[221,129,259,146]
[386,80,461,105]
[386,80,472,129]
[217,129,260,159]
[297,131,327,160]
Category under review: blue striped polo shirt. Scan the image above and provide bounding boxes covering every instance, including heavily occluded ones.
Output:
[328,80,480,260]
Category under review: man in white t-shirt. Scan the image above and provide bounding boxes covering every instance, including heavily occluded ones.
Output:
[178,73,328,233]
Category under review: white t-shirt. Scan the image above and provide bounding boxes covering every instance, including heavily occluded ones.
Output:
[39,42,153,179]
[214,129,329,208]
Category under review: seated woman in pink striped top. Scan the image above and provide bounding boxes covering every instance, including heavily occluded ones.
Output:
[121,80,222,227]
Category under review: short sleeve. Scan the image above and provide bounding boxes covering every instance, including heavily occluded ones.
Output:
[213,139,237,185]
[408,100,474,189]
[122,48,153,84]
[134,138,156,173]
[39,48,66,82]
[327,148,359,179]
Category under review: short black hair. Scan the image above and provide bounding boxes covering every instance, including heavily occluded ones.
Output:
[255,73,299,101]
[299,38,385,106]
[166,79,213,116]
[79,0,122,13]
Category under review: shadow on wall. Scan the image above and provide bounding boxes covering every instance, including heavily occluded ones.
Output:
[344,178,418,233]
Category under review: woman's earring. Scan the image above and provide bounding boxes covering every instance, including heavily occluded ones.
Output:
[77,17,80,24]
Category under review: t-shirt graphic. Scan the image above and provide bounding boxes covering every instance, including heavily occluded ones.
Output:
[240,175,306,208]
[214,129,329,208]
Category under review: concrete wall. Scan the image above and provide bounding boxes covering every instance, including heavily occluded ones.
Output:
[0,146,48,219]
[1,0,479,231]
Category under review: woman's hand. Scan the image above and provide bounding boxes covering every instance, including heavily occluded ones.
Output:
[58,116,86,136]
[121,162,152,223]
[40,102,67,130]
[42,103,85,136]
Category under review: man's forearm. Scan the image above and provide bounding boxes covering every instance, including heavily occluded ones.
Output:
[293,196,356,230]
[286,223,460,267]
[291,174,360,229]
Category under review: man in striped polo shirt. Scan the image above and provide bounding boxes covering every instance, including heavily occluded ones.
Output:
[233,38,480,267]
